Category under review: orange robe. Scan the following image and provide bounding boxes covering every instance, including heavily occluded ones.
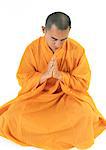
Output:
[0,36,106,150]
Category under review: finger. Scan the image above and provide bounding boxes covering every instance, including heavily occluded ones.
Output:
[51,56,56,63]
[48,59,54,67]
[48,56,56,70]
[49,61,53,67]
[50,58,55,65]
[52,55,55,59]
[53,57,57,62]
[48,65,54,73]
[49,66,54,76]
[51,56,55,61]
[53,60,57,68]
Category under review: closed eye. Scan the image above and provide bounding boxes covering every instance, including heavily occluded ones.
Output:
[51,37,67,41]
[51,37,58,41]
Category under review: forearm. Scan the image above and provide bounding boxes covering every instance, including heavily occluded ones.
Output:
[56,71,64,82]
[59,71,90,92]
[39,72,49,84]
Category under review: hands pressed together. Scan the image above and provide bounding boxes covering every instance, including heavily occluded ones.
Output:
[39,56,62,84]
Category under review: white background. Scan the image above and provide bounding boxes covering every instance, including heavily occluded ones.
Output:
[0,0,106,149]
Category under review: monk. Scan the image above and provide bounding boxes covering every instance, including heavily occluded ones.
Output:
[0,11,106,150]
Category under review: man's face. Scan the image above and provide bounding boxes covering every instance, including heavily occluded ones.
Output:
[42,24,70,51]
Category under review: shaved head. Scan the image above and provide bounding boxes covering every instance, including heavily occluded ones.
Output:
[45,11,71,30]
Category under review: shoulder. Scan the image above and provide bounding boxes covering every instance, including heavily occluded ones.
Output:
[67,37,85,58]
[67,37,85,50]
[23,36,43,56]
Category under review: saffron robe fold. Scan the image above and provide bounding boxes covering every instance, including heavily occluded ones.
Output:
[0,36,106,150]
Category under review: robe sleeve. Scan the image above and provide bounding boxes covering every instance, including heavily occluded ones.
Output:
[16,44,42,93]
[60,49,91,92]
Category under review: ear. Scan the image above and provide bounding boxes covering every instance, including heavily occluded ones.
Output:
[41,26,46,34]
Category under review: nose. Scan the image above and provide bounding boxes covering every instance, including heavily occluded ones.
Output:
[55,40,62,49]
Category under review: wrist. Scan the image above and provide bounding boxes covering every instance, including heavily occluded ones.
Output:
[57,71,62,79]
[53,71,62,81]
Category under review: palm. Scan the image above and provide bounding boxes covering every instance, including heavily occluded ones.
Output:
[47,56,61,80]
[52,58,59,78]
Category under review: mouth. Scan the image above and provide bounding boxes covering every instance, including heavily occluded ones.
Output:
[49,46,61,51]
